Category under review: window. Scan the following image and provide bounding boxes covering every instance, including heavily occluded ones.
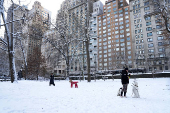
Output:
[127,33,130,36]
[125,8,128,11]
[115,35,119,38]
[147,38,153,42]
[125,16,129,19]
[147,32,152,37]
[120,22,123,25]
[103,30,106,33]
[126,28,130,32]
[120,30,124,33]
[114,11,117,14]
[134,20,136,24]
[119,10,123,13]
[155,19,162,23]
[115,31,119,34]
[113,3,116,7]
[113,8,117,11]
[146,27,152,31]
[126,20,129,23]
[158,48,165,52]
[144,1,149,6]
[119,18,123,21]
[157,31,162,35]
[127,46,131,50]
[127,37,130,40]
[116,39,119,42]
[138,29,142,33]
[157,36,164,40]
[146,21,151,26]
[126,24,129,27]
[107,6,111,9]
[159,54,165,57]
[156,25,162,29]
[148,49,154,53]
[108,10,111,13]
[114,15,118,18]
[120,39,124,42]
[120,26,124,29]
[148,43,154,48]
[144,6,150,11]
[158,42,163,46]
[165,66,168,70]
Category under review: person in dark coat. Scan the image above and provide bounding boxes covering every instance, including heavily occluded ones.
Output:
[49,73,55,86]
[121,68,130,97]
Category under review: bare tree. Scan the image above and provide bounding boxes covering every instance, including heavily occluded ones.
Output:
[0,0,26,83]
[150,0,170,46]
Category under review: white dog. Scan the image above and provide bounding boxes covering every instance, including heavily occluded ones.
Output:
[117,87,123,96]
[131,79,140,98]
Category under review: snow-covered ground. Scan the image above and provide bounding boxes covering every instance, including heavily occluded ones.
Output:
[0,78,170,113]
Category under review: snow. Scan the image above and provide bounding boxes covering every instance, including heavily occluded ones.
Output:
[0,78,170,113]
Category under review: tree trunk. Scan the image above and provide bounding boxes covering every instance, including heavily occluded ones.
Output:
[85,40,91,82]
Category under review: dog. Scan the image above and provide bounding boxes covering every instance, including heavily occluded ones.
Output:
[117,87,123,96]
[131,79,140,98]
[69,79,78,88]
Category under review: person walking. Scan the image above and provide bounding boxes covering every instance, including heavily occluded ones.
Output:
[49,73,55,86]
[121,68,130,97]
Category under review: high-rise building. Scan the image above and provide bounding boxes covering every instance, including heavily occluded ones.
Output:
[56,0,99,76]
[6,1,51,75]
[89,1,103,74]
[27,1,51,55]
[129,0,170,72]
[97,0,133,71]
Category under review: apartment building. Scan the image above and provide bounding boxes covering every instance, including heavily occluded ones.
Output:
[97,0,133,71]
[27,1,51,55]
[129,0,170,72]
[56,0,99,76]
[6,1,51,76]
[89,1,103,73]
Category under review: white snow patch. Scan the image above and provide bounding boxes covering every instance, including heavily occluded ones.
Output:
[0,78,170,113]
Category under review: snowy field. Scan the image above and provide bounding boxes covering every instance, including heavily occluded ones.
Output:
[0,78,170,113]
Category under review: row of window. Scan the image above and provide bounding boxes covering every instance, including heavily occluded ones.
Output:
[98,60,133,68]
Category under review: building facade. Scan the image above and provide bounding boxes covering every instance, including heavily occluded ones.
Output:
[129,0,170,72]
[55,0,99,76]
[89,1,103,74]
[97,0,133,71]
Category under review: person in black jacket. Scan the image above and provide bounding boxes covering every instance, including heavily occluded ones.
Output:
[121,68,130,97]
[49,73,55,86]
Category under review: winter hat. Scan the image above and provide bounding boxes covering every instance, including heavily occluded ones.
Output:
[125,68,128,70]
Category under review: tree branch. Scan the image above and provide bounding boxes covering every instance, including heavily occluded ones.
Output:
[0,37,8,46]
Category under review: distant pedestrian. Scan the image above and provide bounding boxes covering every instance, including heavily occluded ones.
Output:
[49,73,55,86]
[121,68,130,97]
[18,70,22,80]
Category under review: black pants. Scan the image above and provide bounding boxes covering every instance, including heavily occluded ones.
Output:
[121,84,128,96]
